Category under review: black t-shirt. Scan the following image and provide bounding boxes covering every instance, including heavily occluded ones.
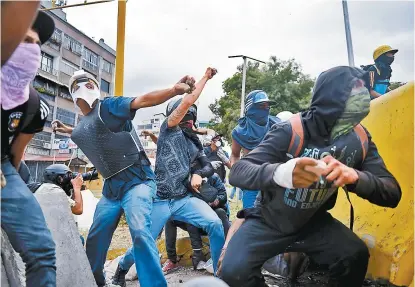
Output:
[1,87,49,157]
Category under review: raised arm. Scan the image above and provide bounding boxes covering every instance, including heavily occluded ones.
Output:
[167,67,217,128]
[131,75,196,110]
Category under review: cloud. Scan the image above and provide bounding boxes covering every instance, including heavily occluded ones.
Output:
[65,0,414,124]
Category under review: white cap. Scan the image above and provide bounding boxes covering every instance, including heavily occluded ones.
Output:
[277,111,294,122]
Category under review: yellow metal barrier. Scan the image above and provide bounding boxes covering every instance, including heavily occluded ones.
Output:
[330,82,414,286]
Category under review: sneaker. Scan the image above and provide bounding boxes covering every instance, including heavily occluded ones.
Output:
[162,259,180,274]
[112,264,128,287]
[204,258,214,274]
[192,250,206,270]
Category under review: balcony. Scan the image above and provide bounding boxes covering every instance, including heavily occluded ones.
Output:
[38,63,58,80]
[82,60,98,75]
[33,81,57,97]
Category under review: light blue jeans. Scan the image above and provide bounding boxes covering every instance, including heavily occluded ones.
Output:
[119,194,225,277]
[85,181,165,287]
[242,189,260,208]
[1,161,56,287]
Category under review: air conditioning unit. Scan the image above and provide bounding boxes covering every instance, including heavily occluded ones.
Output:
[43,143,52,149]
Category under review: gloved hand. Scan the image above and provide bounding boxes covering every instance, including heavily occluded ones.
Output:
[210,161,223,169]
[216,148,230,164]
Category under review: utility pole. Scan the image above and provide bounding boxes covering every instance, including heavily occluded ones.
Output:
[228,55,266,118]
[342,0,355,67]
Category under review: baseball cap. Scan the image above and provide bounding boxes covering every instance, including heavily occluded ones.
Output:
[32,11,55,45]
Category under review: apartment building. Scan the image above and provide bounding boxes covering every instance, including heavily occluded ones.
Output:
[24,2,116,180]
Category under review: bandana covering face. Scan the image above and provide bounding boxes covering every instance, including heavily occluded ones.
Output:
[330,80,371,140]
[232,103,279,150]
[70,78,100,108]
[1,43,41,110]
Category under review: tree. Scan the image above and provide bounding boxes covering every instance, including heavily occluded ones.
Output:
[209,56,314,142]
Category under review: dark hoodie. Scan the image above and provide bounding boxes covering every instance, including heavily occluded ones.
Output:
[229,66,401,235]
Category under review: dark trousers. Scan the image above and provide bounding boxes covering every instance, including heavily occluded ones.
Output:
[165,208,230,262]
[220,212,369,287]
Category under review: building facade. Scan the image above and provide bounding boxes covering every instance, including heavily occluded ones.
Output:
[136,114,165,159]
[25,1,116,181]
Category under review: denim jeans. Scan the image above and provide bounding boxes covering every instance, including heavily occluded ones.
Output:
[85,181,165,287]
[119,195,225,276]
[1,161,56,287]
[242,189,260,208]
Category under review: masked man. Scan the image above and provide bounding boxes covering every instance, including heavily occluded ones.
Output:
[113,68,225,287]
[230,90,279,208]
[203,134,231,183]
[1,11,57,287]
[363,45,398,99]
[52,69,196,287]
[220,66,401,287]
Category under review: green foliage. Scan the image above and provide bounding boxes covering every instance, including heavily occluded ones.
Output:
[389,82,406,91]
[209,56,314,142]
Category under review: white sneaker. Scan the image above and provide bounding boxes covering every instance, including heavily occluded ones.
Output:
[204,258,214,274]
[196,260,206,270]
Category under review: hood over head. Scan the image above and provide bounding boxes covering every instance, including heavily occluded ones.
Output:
[301,66,370,143]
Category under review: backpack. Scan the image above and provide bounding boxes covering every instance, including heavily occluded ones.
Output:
[287,113,369,230]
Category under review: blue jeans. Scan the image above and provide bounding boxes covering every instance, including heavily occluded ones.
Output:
[119,195,225,277]
[85,181,164,287]
[1,161,56,287]
[242,189,259,209]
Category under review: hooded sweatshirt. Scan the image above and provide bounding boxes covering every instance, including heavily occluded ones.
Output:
[229,66,401,235]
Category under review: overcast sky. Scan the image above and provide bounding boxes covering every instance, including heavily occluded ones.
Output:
[65,0,414,124]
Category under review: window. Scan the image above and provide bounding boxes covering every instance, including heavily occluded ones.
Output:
[102,59,112,74]
[31,131,52,147]
[77,114,83,124]
[100,79,110,93]
[63,35,82,55]
[82,48,98,72]
[44,121,53,128]
[40,53,53,74]
[56,107,76,127]
[50,29,62,44]
[54,134,70,140]
[61,60,77,76]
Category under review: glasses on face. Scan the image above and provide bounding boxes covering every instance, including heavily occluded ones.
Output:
[70,77,99,94]
[258,102,270,109]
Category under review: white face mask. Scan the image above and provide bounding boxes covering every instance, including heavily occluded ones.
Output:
[215,141,222,147]
[71,81,100,108]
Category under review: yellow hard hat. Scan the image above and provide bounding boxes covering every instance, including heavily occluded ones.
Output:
[373,45,398,61]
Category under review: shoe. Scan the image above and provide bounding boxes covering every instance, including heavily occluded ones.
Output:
[162,259,180,274]
[204,258,214,274]
[192,250,206,270]
[112,264,128,287]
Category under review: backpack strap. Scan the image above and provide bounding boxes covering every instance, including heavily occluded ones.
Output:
[287,113,304,158]
[353,124,369,161]
[19,87,41,132]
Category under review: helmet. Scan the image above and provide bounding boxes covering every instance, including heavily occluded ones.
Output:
[69,70,100,108]
[43,164,71,184]
[245,90,275,113]
[166,98,198,123]
[373,45,398,61]
[276,111,294,122]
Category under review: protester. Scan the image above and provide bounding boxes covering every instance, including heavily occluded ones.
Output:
[1,1,40,66]
[203,134,231,183]
[219,66,401,287]
[162,172,230,274]
[114,68,225,287]
[230,90,279,208]
[53,69,196,287]
[362,45,398,99]
[1,11,57,287]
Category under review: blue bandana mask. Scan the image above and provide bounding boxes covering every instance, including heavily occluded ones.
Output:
[246,105,270,126]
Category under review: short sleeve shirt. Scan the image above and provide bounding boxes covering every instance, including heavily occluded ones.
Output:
[99,97,155,200]
[1,88,49,157]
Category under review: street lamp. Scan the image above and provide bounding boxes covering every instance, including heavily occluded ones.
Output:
[228,55,266,118]
[342,0,355,67]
